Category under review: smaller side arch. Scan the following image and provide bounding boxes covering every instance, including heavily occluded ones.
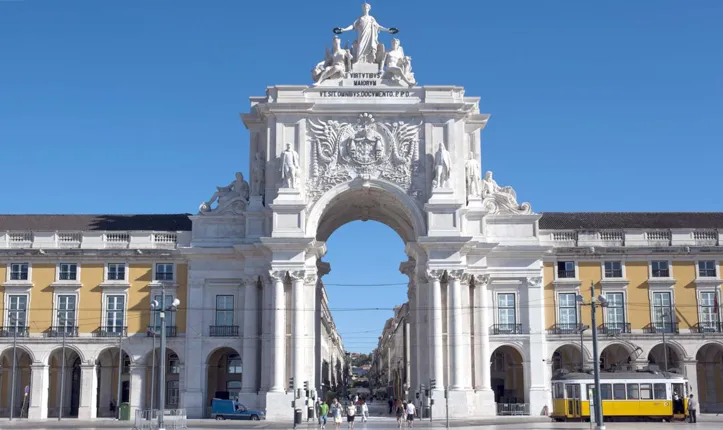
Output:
[0,344,38,363]
[43,344,88,365]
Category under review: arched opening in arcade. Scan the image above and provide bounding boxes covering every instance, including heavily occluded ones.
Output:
[0,347,32,418]
[647,343,683,372]
[308,182,424,405]
[489,346,525,404]
[599,343,640,372]
[95,347,131,418]
[144,348,182,410]
[47,347,82,418]
[695,343,723,412]
[206,347,242,407]
[551,344,583,373]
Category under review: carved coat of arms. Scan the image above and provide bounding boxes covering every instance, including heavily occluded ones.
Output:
[306,113,423,202]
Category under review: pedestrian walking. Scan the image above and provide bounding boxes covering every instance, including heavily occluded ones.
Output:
[406,400,416,428]
[688,394,698,423]
[395,401,405,428]
[331,398,343,430]
[361,399,369,423]
[346,402,356,429]
[319,400,329,429]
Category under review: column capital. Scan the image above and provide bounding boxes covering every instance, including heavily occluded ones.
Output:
[304,272,317,284]
[473,274,490,287]
[242,275,261,286]
[268,270,286,282]
[30,362,47,369]
[426,269,445,281]
[288,270,305,281]
[80,363,97,370]
[526,276,543,288]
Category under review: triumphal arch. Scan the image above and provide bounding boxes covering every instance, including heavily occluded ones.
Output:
[184,2,549,420]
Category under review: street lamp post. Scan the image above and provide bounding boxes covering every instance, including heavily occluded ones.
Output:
[58,314,67,421]
[577,281,608,430]
[116,329,124,420]
[9,315,18,421]
[152,294,180,430]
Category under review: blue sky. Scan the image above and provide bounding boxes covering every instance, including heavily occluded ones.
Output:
[1,1,722,353]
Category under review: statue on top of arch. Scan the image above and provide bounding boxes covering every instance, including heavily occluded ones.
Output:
[480,171,533,215]
[312,2,416,87]
[199,172,250,215]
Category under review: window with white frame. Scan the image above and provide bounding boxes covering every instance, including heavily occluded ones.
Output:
[497,293,516,331]
[226,380,242,400]
[651,261,670,278]
[557,261,575,279]
[605,292,625,330]
[105,295,126,333]
[215,295,234,326]
[59,263,78,281]
[56,294,77,332]
[652,291,674,331]
[155,263,174,281]
[107,263,126,281]
[10,263,29,281]
[698,261,717,278]
[698,291,720,330]
[7,295,28,334]
[604,261,623,278]
[151,293,176,331]
[558,293,578,329]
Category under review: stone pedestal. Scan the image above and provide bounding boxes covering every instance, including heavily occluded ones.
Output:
[28,364,49,420]
[270,188,306,238]
[264,391,293,421]
[77,364,97,420]
[129,365,145,417]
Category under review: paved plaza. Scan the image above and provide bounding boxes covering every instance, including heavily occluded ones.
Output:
[2,415,723,429]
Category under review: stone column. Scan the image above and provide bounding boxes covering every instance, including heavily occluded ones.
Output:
[526,276,550,415]
[289,271,306,419]
[683,360,699,401]
[428,270,445,388]
[129,365,145,416]
[260,275,271,392]
[478,275,492,391]
[407,283,418,398]
[269,270,287,392]
[77,363,98,420]
[28,363,49,420]
[242,277,260,393]
[183,274,206,418]
[448,270,466,390]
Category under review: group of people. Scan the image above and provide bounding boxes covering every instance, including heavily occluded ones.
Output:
[316,398,370,429]
[387,398,416,428]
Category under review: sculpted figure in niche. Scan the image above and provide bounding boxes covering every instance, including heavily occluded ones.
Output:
[381,38,415,87]
[312,36,353,86]
[432,142,452,189]
[251,151,265,196]
[334,2,395,64]
[465,151,481,196]
[202,172,249,211]
[280,143,301,189]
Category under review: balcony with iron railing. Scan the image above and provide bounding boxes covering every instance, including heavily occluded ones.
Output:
[547,323,586,335]
[693,322,723,333]
[92,326,128,337]
[0,326,30,337]
[209,325,239,337]
[491,324,524,335]
[598,322,631,334]
[557,270,576,279]
[643,322,679,334]
[45,326,79,337]
[146,325,177,337]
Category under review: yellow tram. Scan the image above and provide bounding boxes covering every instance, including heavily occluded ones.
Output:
[551,371,689,422]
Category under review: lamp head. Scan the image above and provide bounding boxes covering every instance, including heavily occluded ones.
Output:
[598,294,608,306]
[172,298,181,307]
[151,300,160,309]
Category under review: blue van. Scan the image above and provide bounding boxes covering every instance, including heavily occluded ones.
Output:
[211,398,265,421]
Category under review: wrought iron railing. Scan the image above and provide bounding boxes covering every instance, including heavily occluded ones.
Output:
[209,325,239,337]
[0,326,29,337]
[598,322,631,334]
[643,322,679,334]
[491,324,524,335]
[93,326,128,337]
[146,325,177,337]
[46,326,79,337]
[547,323,586,335]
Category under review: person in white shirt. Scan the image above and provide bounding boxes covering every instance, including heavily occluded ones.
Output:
[406,401,416,427]
[361,399,369,422]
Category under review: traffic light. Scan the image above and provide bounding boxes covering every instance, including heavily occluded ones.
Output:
[303,381,310,397]
[430,379,437,390]
[289,377,295,391]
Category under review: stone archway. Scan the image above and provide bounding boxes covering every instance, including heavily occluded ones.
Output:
[647,342,685,372]
[551,344,584,373]
[490,345,525,404]
[95,347,131,418]
[144,347,182,410]
[206,347,242,407]
[600,343,640,372]
[0,346,33,418]
[47,347,83,418]
[695,343,723,412]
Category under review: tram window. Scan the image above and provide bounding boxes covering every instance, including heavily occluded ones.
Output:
[613,384,626,400]
[553,383,564,399]
[601,384,612,400]
[640,383,653,400]
[627,384,639,399]
[654,383,667,400]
